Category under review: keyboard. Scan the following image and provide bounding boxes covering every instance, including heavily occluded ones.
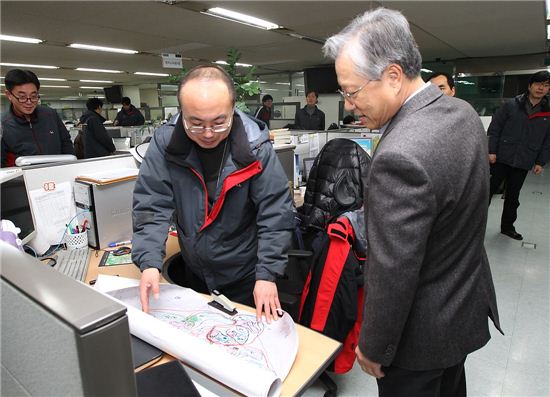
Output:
[52,248,91,282]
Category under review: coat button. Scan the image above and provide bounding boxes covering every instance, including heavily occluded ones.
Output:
[385,344,395,355]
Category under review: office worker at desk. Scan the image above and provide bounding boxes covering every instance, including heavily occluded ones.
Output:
[114,96,145,126]
[1,69,74,167]
[293,90,325,130]
[78,98,116,159]
[133,65,294,322]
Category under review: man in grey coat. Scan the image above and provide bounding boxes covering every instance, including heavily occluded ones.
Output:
[324,8,501,397]
[133,65,294,322]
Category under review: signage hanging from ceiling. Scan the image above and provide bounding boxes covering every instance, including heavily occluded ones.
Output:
[161,53,183,69]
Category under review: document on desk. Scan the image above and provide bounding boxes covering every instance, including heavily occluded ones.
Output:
[28,181,76,246]
[75,167,138,185]
[95,275,298,397]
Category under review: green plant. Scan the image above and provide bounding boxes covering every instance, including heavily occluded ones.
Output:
[223,48,260,113]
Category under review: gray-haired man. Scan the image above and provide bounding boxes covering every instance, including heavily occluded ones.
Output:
[324,8,501,397]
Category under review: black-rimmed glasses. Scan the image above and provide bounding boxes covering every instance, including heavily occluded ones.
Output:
[8,91,40,103]
[182,115,233,135]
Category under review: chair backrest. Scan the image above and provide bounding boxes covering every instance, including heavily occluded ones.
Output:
[299,138,371,231]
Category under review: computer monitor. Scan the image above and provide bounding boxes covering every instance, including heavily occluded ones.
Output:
[106,128,122,138]
[350,138,373,157]
[0,169,36,244]
[0,242,137,396]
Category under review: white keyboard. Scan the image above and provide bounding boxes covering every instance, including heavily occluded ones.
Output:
[53,248,91,282]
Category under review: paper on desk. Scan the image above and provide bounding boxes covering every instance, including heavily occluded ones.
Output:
[75,167,138,184]
[28,181,76,246]
[95,275,298,397]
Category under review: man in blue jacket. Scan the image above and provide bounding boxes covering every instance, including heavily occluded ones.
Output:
[1,69,74,167]
[488,70,550,240]
[133,65,294,322]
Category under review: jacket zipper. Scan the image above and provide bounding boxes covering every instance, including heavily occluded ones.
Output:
[29,121,44,154]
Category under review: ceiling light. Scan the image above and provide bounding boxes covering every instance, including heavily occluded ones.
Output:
[75,68,123,73]
[547,24,550,40]
[69,43,138,55]
[134,72,170,77]
[275,82,291,85]
[0,62,58,69]
[39,77,67,81]
[546,0,550,19]
[214,60,252,67]
[80,79,114,83]
[201,7,281,30]
[41,85,71,88]
[80,86,104,89]
[0,34,43,44]
[421,68,433,73]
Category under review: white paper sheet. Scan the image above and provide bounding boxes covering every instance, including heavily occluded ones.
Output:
[95,276,298,397]
[28,181,76,246]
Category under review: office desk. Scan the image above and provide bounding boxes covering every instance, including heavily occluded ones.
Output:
[86,236,341,397]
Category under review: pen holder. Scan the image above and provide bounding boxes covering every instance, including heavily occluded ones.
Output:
[65,230,88,250]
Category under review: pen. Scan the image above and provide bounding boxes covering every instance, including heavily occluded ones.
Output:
[81,220,89,230]
[108,240,132,247]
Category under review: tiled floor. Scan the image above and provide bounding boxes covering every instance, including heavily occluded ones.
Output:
[303,171,550,397]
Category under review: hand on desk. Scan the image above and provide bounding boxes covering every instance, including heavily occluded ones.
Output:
[254,280,282,323]
[140,268,161,313]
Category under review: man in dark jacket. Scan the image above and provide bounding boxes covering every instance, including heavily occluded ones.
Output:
[79,98,116,159]
[1,69,74,167]
[254,94,273,128]
[114,97,145,126]
[488,70,550,240]
[294,90,325,130]
[133,65,294,322]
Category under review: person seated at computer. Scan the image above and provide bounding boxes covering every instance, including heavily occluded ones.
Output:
[133,65,294,323]
[293,90,325,130]
[113,97,145,126]
[1,69,74,168]
[254,94,273,128]
[78,98,116,159]
[342,115,357,125]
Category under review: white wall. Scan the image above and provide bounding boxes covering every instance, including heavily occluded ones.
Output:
[139,88,159,107]
[122,86,141,107]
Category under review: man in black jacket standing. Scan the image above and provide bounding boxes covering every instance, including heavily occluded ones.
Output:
[79,98,116,159]
[114,97,145,126]
[488,71,550,240]
[1,69,74,167]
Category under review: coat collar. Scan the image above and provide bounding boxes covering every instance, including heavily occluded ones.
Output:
[382,83,443,139]
[165,111,257,169]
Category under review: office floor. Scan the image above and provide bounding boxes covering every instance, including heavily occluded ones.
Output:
[303,171,550,397]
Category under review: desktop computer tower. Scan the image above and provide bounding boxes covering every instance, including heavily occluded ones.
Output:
[74,178,135,250]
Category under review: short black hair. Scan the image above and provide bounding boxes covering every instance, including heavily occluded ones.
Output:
[529,71,550,85]
[306,90,318,98]
[121,97,131,105]
[342,115,356,124]
[4,69,40,91]
[427,72,455,89]
[86,97,104,111]
[261,94,273,103]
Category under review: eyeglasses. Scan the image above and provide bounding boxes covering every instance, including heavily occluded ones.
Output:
[338,80,372,103]
[8,91,40,103]
[532,81,550,88]
[182,115,233,135]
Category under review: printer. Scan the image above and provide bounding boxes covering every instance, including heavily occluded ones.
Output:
[74,178,135,250]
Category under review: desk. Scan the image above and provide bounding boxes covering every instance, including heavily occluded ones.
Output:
[86,236,341,397]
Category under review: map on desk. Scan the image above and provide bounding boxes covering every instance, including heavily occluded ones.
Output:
[95,276,298,397]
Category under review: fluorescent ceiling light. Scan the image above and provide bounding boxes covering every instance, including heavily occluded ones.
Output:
[41,85,71,88]
[88,95,105,98]
[421,68,433,73]
[39,77,67,81]
[0,62,58,69]
[547,24,550,39]
[275,82,291,85]
[69,43,138,54]
[546,0,550,19]
[202,7,281,30]
[80,86,104,89]
[0,34,43,44]
[134,72,170,77]
[75,68,123,73]
[295,84,304,87]
[214,60,252,67]
[80,79,113,83]
[263,88,279,91]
